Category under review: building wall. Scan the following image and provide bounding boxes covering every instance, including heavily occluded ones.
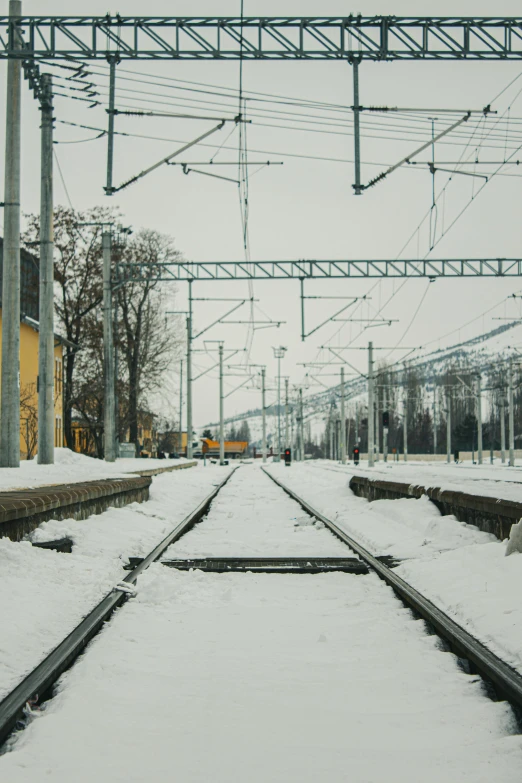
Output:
[0,313,64,459]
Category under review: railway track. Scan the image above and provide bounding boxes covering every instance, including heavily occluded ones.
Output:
[0,466,238,749]
[1,462,521,757]
[262,466,522,724]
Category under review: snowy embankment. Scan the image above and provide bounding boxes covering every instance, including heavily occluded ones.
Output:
[0,448,192,491]
[0,463,231,701]
[319,458,522,504]
[267,462,522,675]
[2,464,521,781]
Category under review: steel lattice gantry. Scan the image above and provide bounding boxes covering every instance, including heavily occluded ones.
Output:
[1,16,522,61]
[119,259,522,282]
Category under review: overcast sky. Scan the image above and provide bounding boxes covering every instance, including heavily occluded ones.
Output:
[1,1,522,430]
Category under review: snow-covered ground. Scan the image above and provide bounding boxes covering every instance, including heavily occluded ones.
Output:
[267,462,522,675]
[165,464,350,558]
[0,448,192,491]
[0,463,230,701]
[314,458,522,504]
[2,464,521,781]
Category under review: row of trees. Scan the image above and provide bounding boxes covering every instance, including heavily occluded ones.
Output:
[320,357,522,456]
[201,420,251,444]
[23,206,182,457]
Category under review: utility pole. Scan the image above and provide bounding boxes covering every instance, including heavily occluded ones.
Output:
[1,0,22,468]
[261,367,267,463]
[352,60,362,196]
[368,342,374,467]
[355,403,359,446]
[105,57,117,195]
[340,367,346,464]
[382,386,389,462]
[501,396,506,464]
[476,372,483,465]
[374,399,380,462]
[103,231,116,462]
[186,283,193,459]
[403,397,408,462]
[179,359,183,456]
[273,346,287,460]
[219,343,224,465]
[37,73,54,465]
[299,387,305,461]
[446,389,451,464]
[508,357,515,467]
[290,398,292,454]
[284,378,289,451]
[433,389,437,456]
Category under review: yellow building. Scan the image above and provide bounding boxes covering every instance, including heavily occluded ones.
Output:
[0,239,66,459]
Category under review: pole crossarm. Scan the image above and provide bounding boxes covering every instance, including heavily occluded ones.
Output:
[118,258,522,281]
[2,17,522,60]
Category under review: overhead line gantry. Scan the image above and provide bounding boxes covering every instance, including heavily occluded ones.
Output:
[1,16,522,61]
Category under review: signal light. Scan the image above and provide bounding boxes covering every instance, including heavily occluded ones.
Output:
[353,446,360,465]
[382,411,389,428]
[284,448,292,466]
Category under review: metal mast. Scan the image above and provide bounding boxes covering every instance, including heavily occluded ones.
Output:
[37,73,55,464]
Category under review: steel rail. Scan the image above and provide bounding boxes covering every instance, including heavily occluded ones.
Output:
[0,465,238,749]
[262,467,522,719]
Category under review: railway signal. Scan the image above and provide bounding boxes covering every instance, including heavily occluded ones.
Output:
[284,448,291,466]
[353,446,360,465]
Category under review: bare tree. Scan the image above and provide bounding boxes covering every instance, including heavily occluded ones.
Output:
[117,229,182,446]
[22,206,118,448]
[20,383,38,459]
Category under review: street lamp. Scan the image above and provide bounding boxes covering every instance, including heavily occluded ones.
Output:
[273,346,287,460]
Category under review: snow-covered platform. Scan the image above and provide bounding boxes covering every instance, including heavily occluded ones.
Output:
[0,448,195,492]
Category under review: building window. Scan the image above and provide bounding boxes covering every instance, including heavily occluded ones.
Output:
[55,415,62,447]
[55,358,63,397]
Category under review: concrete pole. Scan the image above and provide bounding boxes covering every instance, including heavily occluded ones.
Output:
[501,397,506,464]
[105,58,117,195]
[374,400,379,462]
[340,367,346,464]
[355,403,359,446]
[508,358,515,467]
[261,367,267,463]
[433,389,437,455]
[179,359,183,456]
[368,342,374,467]
[284,378,289,450]
[446,390,451,464]
[290,400,294,456]
[352,60,362,196]
[37,74,54,465]
[219,343,224,465]
[403,398,408,462]
[299,387,304,461]
[383,425,388,462]
[1,0,22,468]
[277,355,281,459]
[476,373,483,465]
[186,282,193,459]
[103,232,116,461]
